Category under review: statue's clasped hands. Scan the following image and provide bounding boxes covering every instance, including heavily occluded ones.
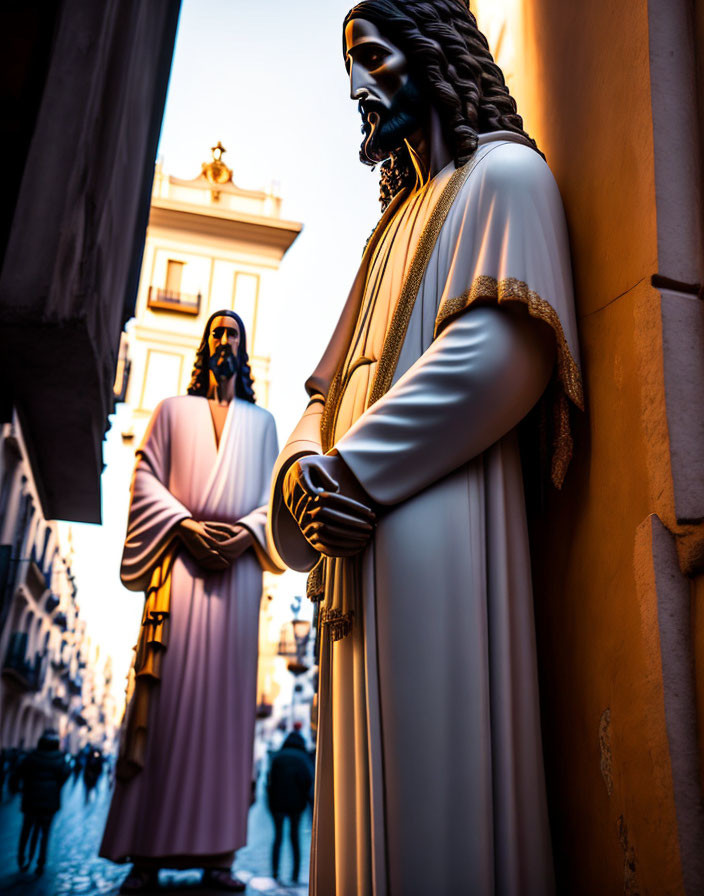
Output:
[177,518,254,571]
[283,454,376,558]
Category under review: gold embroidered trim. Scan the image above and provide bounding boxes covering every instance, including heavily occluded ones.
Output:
[321,160,477,451]
[320,367,342,454]
[320,606,354,642]
[367,162,474,408]
[306,557,326,603]
[319,195,410,453]
[117,544,176,781]
[434,275,584,487]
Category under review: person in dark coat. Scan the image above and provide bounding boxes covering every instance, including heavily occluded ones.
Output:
[266,731,314,884]
[14,729,71,874]
[83,748,104,801]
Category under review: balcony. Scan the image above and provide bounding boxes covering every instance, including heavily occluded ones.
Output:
[51,657,69,674]
[25,560,49,604]
[2,632,41,692]
[147,286,201,316]
[45,593,60,613]
[52,694,69,713]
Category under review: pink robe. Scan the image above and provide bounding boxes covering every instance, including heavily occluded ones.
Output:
[101,395,280,862]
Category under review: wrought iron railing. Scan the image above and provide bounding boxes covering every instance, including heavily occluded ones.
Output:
[147,286,201,315]
[2,632,42,691]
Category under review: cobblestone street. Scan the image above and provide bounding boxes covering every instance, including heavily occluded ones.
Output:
[0,773,310,896]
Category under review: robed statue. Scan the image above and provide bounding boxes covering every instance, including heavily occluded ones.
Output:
[268,2,583,893]
[101,311,281,893]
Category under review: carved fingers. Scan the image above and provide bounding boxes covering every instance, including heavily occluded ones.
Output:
[177,518,253,570]
[202,522,254,562]
[283,455,376,558]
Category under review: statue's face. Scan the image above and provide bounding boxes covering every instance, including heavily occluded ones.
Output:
[208,315,241,383]
[344,17,424,164]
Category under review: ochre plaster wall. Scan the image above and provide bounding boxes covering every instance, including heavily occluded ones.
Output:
[514,0,687,891]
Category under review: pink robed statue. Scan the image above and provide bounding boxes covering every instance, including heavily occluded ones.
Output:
[101,310,281,894]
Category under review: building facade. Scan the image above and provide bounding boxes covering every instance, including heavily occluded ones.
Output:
[0,417,118,754]
[119,142,301,435]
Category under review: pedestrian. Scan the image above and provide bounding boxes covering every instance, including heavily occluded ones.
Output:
[13,729,71,875]
[6,745,23,795]
[83,748,104,801]
[0,747,8,799]
[266,731,313,885]
[72,747,85,782]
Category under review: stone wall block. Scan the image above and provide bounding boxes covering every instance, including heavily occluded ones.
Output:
[658,289,704,574]
[635,514,704,895]
[647,0,703,286]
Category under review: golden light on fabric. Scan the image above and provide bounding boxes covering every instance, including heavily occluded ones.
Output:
[116,544,177,781]
[434,274,584,487]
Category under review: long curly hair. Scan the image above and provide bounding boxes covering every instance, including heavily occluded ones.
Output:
[343,0,541,208]
[187,309,256,403]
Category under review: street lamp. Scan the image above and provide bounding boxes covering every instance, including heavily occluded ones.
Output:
[288,619,311,675]
[276,615,312,728]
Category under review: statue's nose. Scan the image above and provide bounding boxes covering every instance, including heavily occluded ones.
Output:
[349,64,370,101]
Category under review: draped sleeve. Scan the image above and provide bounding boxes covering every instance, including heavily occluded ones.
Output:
[335,305,554,505]
[120,399,191,592]
[266,396,325,573]
[336,140,583,500]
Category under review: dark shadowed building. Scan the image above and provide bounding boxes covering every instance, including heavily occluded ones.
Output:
[0,0,181,524]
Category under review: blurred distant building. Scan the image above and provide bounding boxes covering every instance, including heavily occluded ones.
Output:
[0,419,116,752]
[117,141,301,434]
[78,649,119,754]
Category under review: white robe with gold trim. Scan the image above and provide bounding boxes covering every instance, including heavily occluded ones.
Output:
[269,132,582,895]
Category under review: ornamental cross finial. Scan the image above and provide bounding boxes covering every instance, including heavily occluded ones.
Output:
[202,140,232,192]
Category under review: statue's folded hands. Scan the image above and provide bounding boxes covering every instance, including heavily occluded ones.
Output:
[202,521,255,563]
[176,518,255,569]
[282,454,375,557]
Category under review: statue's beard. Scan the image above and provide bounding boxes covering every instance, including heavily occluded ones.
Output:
[209,345,239,383]
[359,77,424,165]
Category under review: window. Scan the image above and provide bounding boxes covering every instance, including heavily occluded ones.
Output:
[165,259,185,296]
[148,259,200,314]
